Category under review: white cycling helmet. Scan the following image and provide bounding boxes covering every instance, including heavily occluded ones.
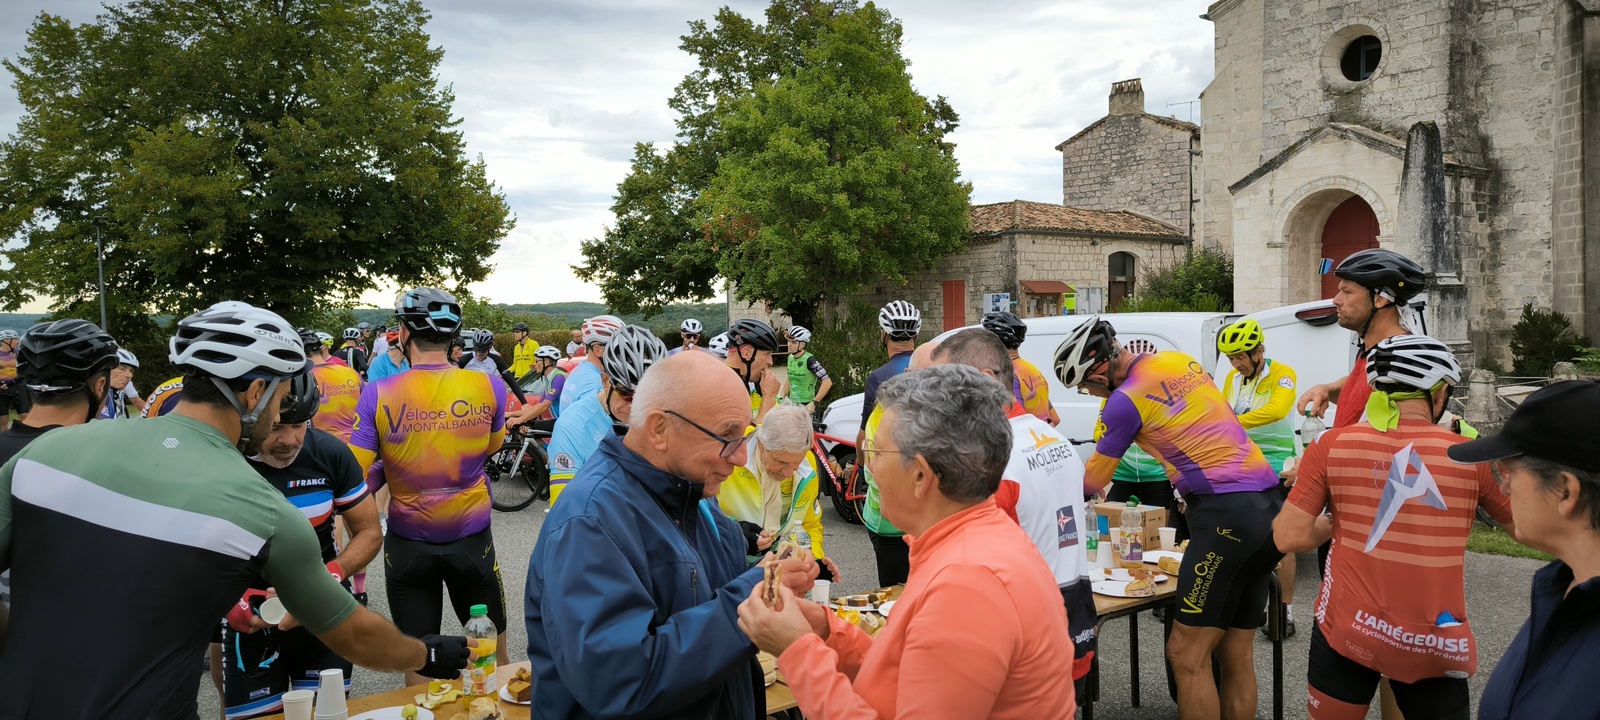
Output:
[1366,335,1461,391]
[0,330,18,341]
[680,318,703,335]
[878,300,921,340]
[582,315,624,346]
[343,327,361,340]
[1053,316,1119,389]
[787,326,812,344]
[171,302,305,380]
[315,331,333,345]
[534,345,562,361]
[170,302,307,451]
[707,332,730,358]
[601,325,668,395]
[115,348,139,368]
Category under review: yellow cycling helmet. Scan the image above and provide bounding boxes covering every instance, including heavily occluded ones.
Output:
[1217,319,1264,355]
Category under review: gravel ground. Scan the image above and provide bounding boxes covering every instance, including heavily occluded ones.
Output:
[197,502,1546,720]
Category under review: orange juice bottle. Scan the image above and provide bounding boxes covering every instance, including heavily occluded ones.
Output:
[462,604,498,696]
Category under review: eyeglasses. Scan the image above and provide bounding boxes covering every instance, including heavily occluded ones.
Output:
[665,410,750,459]
[859,437,908,465]
[1490,456,1524,491]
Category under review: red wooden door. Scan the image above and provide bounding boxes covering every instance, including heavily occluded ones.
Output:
[1320,196,1380,298]
[942,281,965,331]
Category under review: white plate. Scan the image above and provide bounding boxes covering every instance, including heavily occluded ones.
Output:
[878,600,897,617]
[1143,550,1183,565]
[1099,567,1168,583]
[351,708,434,720]
[1091,580,1163,598]
[500,683,531,706]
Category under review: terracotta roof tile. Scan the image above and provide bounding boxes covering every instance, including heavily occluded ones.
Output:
[969,200,1187,239]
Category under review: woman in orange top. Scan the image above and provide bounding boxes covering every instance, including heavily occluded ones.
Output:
[737,364,1077,719]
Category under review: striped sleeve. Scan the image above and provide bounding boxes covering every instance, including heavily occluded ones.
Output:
[326,435,369,511]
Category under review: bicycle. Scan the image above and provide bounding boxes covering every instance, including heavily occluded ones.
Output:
[488,425,551,512]
[812,422,865,525]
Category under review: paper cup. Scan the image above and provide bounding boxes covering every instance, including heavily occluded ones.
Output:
[1159,527,1178,551]
[258,597,287,625]
[314,668,347,719]
[281,690,314,720]
[809,579,831,603]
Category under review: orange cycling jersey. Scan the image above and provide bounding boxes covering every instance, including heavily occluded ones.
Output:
[1012,357,1053,422]
[1290,418,1512,683]
[139,377,186,418]
[311,362,363,443]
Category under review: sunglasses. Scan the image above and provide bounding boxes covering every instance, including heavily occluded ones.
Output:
[1490,456,1524,490]
[665,410,749,459]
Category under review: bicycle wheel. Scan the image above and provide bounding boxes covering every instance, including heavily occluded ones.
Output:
[828,448,864,525]
[489,447,539,512]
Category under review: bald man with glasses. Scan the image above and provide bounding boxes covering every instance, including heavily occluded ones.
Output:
[525,351,820,720]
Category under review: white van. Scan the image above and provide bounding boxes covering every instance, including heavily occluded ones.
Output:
[818,299,1358,455]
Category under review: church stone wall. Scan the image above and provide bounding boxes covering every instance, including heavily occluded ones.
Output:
[1201,0,1266,256]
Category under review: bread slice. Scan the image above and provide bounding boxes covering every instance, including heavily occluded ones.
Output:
[1124,577,1156,597]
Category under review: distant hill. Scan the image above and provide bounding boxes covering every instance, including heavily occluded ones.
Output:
[0,314,46,332]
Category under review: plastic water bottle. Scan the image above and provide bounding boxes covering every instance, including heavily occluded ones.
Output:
[1301,411,1326,451]
[462,604,499,696]
[1117,496,1145,569]
[1085,521,1100,563]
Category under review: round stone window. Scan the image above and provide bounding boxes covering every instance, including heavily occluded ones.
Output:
[1321,25,1386,90]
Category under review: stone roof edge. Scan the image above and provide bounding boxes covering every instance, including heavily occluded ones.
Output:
[1203,0,1247,22]
[1228,123,1489,194]
[1575,0,1600,14]
[973,227,1190,245]
[1053,112,1199,151]
[1119,208,1188,234]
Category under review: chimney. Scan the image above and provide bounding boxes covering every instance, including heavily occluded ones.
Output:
[1109,78,1144,116]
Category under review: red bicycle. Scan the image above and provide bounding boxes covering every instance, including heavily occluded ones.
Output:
[812,423,866,525]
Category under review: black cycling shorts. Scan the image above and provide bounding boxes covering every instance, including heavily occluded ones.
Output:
[385,530,507,637]
[1174,489,1283,630]
[221,622,352,719]
[1307,625,1469,720]
[1062,580,1098,703]
[0,384,24,417]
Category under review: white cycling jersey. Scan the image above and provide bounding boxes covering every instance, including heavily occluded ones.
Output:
[997,405,1091,589]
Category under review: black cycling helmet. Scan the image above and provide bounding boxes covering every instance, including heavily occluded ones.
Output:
[727,318,781,353]
[395,287,463,337]
[17,319,119,397]
[472,328,495,351]
[512,322,530,333]
[981,311,1028,350]
[295,327,323,354]
[279,362,321,425]
[1334,249,1427,305]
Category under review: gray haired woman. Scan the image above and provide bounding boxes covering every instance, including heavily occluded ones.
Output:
[717,403,839,579]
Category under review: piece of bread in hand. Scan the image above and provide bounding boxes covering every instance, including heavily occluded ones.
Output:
[763,563,784,608]
[774,538,801,560]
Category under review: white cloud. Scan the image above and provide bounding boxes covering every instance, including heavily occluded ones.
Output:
[1,0,1216,309]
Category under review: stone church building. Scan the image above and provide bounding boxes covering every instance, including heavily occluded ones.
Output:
[1202,0,1600,358]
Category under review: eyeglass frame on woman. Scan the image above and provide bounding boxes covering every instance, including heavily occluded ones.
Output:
[859,436,909,466]
[664,409,749,459]
[1490,455,1524,491]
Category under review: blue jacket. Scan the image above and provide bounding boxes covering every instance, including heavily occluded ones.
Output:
[526,434,765,720]
[1479,560,1600,720]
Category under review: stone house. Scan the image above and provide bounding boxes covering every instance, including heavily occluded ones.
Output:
[1200,0,1600,361]
[726,200,1188,334]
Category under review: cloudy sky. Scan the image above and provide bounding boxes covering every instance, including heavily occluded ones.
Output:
[0,0,1216,308]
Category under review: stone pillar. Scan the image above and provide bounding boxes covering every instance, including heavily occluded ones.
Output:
[1463,368,1501,432]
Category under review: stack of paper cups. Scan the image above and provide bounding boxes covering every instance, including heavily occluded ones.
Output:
[314,668,348,720]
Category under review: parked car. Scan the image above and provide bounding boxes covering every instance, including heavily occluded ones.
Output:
[815,300,1361,521]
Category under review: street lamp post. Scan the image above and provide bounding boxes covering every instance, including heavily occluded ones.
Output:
[93,215,107,332]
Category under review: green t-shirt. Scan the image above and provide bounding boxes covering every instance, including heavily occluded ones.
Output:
[0,414,357,714]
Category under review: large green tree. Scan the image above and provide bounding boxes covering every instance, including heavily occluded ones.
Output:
[0,0,513,324]
[576,1,969,326]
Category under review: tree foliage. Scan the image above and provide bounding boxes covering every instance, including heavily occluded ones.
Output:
[576,0,969,326]
[0,0,513,322]
[1509,304,1590,377]
[1116,247,1234,312]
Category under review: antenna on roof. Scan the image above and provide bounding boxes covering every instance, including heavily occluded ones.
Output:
[1167,100,1200,124]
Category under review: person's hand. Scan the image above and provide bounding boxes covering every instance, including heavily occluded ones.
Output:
[417,635,474,679]
[760,367,782,397]
[225,588,272,633]
[820,556,843,583]
[797,596,833,640]
[737,583,814,655]
[756,530,775,552]
[1297,384,1331,418]
[776,552,819,596]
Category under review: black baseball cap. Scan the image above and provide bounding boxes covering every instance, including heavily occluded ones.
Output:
[1448,380,1600,472]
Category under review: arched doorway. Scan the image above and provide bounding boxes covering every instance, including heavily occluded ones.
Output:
[1108,252,1136,310]
[1319,196,1380,297]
